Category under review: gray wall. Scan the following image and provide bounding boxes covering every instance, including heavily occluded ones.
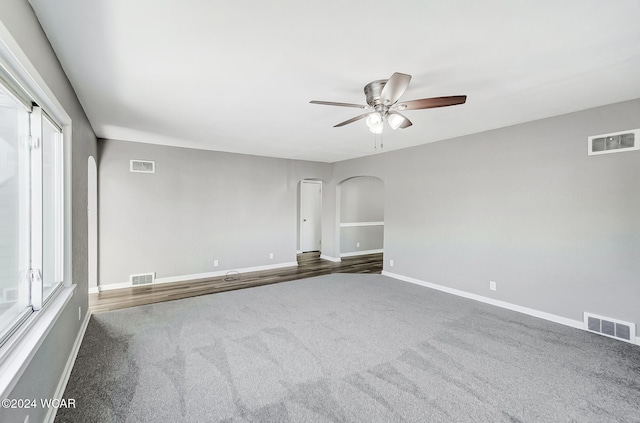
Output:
[340,176,384,222]
[333,98,640,336]
[340,226,384,254]
[339,176,384,255]
[0,1,96,422]
[98,139,331,286]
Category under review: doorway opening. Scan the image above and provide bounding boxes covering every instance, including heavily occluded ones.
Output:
[298,180,322,253]
[337,176,384,258]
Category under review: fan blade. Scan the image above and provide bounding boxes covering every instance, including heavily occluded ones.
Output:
[387,111,412,129]
[334,113,370,127]
[379,72,412,106]
[396,95,467,111]
[310,100,368,109]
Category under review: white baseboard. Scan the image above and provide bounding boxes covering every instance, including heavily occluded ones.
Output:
[45,309,90,423]
[320,254,341,262]
[388,270,640,346]
[94,261,299,292]
[340,249,383,258]
[382,271,585,331]
[91,281,129,293]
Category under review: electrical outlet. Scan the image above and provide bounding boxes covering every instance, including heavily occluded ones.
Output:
[269,253,274,259]
[389,259,394,267]
[356,242,360,248]
[214,260,219,267]
[490,281,497,291]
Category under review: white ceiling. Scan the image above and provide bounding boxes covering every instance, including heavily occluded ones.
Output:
[28,0,640,163]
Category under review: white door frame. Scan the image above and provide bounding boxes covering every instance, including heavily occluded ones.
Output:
[299,180,322,253]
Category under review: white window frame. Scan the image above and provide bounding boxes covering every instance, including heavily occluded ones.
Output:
[47,114,65,287]
[37,109,65,306]
[30,105,44,310]
[0,21,75,400]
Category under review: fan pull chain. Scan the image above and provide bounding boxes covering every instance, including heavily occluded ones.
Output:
[373,133,384,150]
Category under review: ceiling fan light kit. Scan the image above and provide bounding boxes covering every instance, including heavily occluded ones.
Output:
[311,72,467,135]
[365,112,384,134]
[369,122,383,135]
[387,113,405,130]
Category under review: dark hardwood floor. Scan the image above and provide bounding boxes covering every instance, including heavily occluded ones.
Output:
[89,252,383,313]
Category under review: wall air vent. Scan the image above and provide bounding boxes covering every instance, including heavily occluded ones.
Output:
[130,159,155,173]
[130,272,155,286]
[588,129,639,156]
[584,312,636,344]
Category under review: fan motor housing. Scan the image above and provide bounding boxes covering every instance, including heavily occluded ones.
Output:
[364,79,388,107]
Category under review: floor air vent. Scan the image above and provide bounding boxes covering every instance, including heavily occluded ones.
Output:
[130,272,155,286]
[584,312,636,344]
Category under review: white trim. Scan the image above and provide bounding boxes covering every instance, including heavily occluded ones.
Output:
[30,106,44,311]
[52,126,64,285]
[340,249,384,258]
[0,25,71,127]
[95,262,299,292]
[339,221,384,227]
[156,261,298,284]
[320,254,341,262]
[45,307,90,423]
[382,271,584,330]
[0,286,75,400]
[63,123,72,288]
[299,179,322,253]
[93,281,130,292]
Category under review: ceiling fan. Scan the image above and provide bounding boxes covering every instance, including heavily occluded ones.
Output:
[310,72,467,134]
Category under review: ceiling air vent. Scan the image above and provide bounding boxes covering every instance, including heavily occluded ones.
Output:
[588,129,639,156]
[130,272,155,286]
[584,312,636,344]
[130,159,155,173]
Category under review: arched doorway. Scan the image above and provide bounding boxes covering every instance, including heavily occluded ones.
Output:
[338,176,384,257]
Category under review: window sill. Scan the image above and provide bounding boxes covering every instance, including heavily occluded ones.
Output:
[0,285,75,399]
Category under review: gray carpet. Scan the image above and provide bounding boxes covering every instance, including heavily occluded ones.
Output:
[56,274,640,422]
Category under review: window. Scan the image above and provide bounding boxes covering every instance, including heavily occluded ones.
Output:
[0,77,65,347]
[0,84,30,345]
[41,113,64,301]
